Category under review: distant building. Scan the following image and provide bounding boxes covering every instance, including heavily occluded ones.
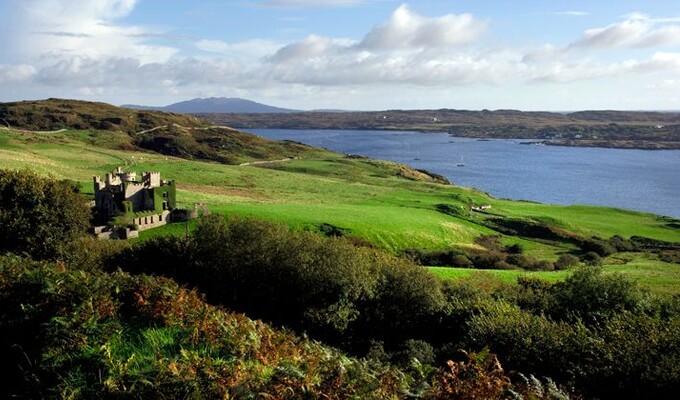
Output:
[93,166,176,221]
[93,167,183,239]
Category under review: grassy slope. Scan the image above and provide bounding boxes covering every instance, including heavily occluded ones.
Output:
[1,127,679,294]
[430,252,680,296]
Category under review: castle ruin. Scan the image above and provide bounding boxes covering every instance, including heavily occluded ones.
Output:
[92,167,177,239]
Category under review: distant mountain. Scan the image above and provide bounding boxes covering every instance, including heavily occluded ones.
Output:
[123,97,300,114]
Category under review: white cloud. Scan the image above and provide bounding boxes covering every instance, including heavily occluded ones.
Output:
[2,1,680,109]
[195,39,281,61]
[359,4,487,50]
[0,64,37,84]
[570,13,680,49]
[3,0,176,64]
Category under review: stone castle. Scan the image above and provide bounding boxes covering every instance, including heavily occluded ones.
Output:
[92,167,177,239]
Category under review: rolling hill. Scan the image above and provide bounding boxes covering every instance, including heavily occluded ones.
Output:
[0,98,320,164]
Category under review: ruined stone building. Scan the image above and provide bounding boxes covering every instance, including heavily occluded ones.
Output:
[93,167,176,238]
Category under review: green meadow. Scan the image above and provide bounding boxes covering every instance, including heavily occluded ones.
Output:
[430,252,680,296]
[2,127,679,294]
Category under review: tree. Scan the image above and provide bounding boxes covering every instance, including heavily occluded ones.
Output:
[0,169,90,259]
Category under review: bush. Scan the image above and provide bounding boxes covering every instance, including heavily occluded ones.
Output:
[608,235,635,252]
[528,259,554,271]
[581,238,617,257]
[472,251,506,269]
[581,251,602,266]
[0,169,91,260]
[451,254,473,268]
[550,267,644,323]
[393,339,436,366]
[506,254,532,269]
[0,256,415,399]
[117,215,448,352]
[505,243,524,254]
[554,254,579,270]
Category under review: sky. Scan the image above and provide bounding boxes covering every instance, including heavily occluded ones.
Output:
[1,0,679,111]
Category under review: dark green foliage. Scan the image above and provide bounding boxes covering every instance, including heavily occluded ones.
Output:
[0,169,90,259]
[392,339,436,366]
[550,267,644,323]
[505,243,523,254]
[0,256,419,399]
[450,254,473,268]
[512,276,555,314]
[316,222,350,237]
[118,215,448,350]
[485,218,579,243]
[526,259,554,271]
[581,251,602,266]
[554,254,580,270]
[151,184,176,212]
[435,203,466,217]
[402,248,472,268]
[608,235,635,252]
[581,238,617,256]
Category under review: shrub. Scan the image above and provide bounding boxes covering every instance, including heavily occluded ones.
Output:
[581,238,616,257]
[550,267,644,323]
[528,259,554,271]
[492,260,515,270]
[393,339,436,366]
[0,256,415,399]
[118,215,448,352]
[554,254,579,270]
[581,251,602,266]
[0,169,90,259]
[511,276,554,314]
[505,243,524,254]
[608,235,635,252]
[450,254,473,268]
[472,251,506,269]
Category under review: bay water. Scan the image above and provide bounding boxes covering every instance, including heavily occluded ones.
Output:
[248,129,680,219]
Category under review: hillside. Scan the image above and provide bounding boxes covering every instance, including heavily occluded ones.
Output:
[123,97,299,114]
[2,101,680,398]
[200,109,680,149]
[1,101,679,294]
[0,257,414,398]
[0,99,323,164]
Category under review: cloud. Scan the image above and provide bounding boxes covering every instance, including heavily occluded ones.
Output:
[2,0,176,64]
[359,4,487,50]
[196,39,282,61]
[3,1,680,107]
[570,13,680,48]
[0,64,37,84]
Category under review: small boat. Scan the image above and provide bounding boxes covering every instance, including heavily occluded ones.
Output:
[456,156,465,167]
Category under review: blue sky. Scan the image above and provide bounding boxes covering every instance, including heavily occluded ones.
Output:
[1,0,679,110]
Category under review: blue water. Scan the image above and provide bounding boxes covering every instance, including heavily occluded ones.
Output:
[247,129,680,219]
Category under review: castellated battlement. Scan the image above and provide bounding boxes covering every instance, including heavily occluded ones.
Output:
[92,167,204,240]
[93,167,176,224]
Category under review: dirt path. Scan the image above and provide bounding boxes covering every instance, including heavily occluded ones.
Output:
[0,126,68,134]
[134,124,235,135]
[238,157,299,167]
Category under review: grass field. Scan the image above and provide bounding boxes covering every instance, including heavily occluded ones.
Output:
[430,252,680,296]
[2,127,680,294]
